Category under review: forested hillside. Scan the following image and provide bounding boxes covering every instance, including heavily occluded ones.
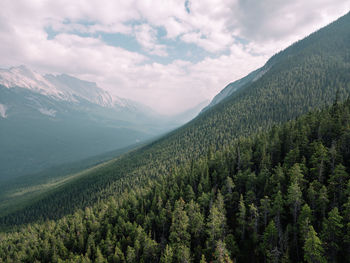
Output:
[1,96,350,263]
[0,12,349,228]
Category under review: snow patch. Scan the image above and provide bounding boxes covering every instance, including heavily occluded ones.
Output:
[0,66,65,99]
[0,65,146,111]
[38,108,56,117]
[0,104,7,118]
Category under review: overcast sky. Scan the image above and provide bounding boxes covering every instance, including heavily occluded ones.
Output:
[0,0,349,115]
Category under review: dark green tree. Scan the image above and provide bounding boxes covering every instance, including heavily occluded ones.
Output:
[303,226,326,263]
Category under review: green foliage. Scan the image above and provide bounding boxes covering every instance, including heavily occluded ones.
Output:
[1,11,350,263]
[1,100,350,262]
[261,221,279,263]
[2,11,350,228]
[321,207,343,261]
[303,226,326,263]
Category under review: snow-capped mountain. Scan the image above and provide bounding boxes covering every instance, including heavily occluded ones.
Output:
[0,65,145,111]
[0,66,174,180]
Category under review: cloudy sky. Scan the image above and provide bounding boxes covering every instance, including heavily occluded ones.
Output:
[0,0,349,115]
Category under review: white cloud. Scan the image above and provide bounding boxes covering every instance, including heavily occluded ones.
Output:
[0,0,349,114]
[134,24,168,57]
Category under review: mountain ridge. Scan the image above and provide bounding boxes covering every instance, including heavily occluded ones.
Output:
[202,66,269,112]
[0,66,193,180]
[0,65,147,110]
[1,11,349,227]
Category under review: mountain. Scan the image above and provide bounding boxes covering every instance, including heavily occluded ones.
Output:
[168,100,209,125]
[1,11,350,263]
[0,65,161,123]
[1,11,349,226]
[202,67,268,112]
[0,66,178,180]
[1,87,350,263]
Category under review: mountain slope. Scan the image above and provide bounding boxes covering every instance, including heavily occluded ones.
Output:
[0,67,179,180]
[1,93,350,262]
[202,67,267,111]
[1,12,350,226]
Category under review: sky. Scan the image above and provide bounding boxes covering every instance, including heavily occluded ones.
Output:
[0,1,349,115]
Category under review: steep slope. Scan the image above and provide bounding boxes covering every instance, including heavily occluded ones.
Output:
[202,67,267,111]
[1,12,350,226]
[1,94,350,263]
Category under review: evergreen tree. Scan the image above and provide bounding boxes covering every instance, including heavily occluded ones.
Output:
[298,204,313,242]
[237,194,246,240]
[169,199,191,263]
[287,176,303,258]
[169,199,190,246]
[328,164,348,205]
[321,207,343,262]
[207,192,227,250]
[213,240,233,263]
[261,221,279,263]
[200,254,208,263]
[126,246,136,263]
[161,245,173,263]
[303,226,325,263]
[310,142,329,183]
[317,186,329,219]
[260,196,271,228]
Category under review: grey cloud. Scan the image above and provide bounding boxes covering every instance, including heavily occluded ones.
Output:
[0,0,349,114]
[227,0,349,41]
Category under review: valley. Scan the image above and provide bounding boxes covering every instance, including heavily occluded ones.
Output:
[0,5,349,263]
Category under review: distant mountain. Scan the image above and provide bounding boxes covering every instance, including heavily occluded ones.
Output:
[0,66,180,180]
[0,65,158,120]
[164,100,209,126]
[2,12,350,263]
[4,11,350,226]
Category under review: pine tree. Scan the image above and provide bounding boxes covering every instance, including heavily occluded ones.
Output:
[328,164,348,205]
[307,182,317,211]
[95,247,107,263]
[200,254,208,263]
[260,196,271,228]
[174,244,191,263]
[321,207,343,262]
[213,240,233,263]
[169,199,191,263]
[288,177,303,226]
[237,194,246,240]
[186,200,204,241]
[160,245,173,263]
[126,246,136,263]
[169,199,190,246]
[207,192,227,249]
[248,203,259,242]
[310,142,329,183]
[303,226,325,263]
[113,245,125,263]
[272,190,284,247]
[317,186,329,219]
[287,178,303,258]
[261,221,279,263]
[298,204,313,242]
